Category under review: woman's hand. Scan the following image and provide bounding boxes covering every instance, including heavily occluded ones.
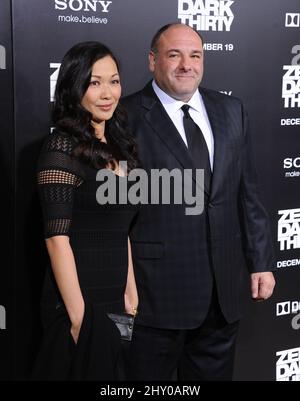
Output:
[124,292,138,316]
[70,305,85,344]
[70,322,82,344]
[125,238,139,316]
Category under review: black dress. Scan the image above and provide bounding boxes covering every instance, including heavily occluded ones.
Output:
[33,131,138,380]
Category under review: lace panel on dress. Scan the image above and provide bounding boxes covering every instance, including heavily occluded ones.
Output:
[37,170,83,187]
[45,133,74,154]
[37,132,85,238]
[46,219,71,236]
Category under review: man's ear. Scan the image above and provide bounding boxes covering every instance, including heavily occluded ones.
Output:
[148,51,156,72]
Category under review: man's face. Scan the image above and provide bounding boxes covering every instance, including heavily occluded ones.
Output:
[149,25,204,102]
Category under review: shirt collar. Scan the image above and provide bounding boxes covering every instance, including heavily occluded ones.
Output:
[152,79,203,115]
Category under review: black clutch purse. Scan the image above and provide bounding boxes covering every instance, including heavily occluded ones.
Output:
[107,312,135,341]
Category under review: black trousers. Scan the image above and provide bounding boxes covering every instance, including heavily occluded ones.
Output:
[128,289,239,381]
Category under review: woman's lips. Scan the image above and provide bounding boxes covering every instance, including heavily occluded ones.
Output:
[97,104,113,111]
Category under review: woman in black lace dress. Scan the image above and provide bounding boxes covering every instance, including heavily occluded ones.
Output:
[33,42,139,380]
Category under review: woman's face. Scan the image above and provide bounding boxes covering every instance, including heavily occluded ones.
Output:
[81,55,121,123]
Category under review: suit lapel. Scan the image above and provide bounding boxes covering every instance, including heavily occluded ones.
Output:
[200,88,229,200]
[141,83,209,196]
[142,83,193,170]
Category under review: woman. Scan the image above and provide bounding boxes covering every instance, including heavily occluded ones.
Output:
[33,42,139,380]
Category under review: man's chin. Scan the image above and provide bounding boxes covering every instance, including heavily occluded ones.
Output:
[171,88,197,101]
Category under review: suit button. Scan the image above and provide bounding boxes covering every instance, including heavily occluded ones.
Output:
[208,203,213,208]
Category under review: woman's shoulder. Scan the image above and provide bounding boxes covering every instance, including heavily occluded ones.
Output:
[38,129,86,178]
[41,129,77,155]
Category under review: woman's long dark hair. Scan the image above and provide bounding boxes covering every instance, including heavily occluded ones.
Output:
[52,41,139,171]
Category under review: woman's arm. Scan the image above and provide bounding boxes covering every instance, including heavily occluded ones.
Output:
[46,235,84,343]
[124,238,139,315]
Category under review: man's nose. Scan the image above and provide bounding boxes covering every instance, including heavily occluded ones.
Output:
[178,56,192,71]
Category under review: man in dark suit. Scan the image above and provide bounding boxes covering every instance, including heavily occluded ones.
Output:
[122,23,275,381]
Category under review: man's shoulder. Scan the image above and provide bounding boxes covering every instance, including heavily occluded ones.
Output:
[199,87,242,104]
[122,82,153,107]
[122,89,143,108]
[200,87,243,107]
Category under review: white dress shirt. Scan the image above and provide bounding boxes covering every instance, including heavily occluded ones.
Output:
[152,80,214,170]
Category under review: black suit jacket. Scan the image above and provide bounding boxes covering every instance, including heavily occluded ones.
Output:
[122,82,274,329]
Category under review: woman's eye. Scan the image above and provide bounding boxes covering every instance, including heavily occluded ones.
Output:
[90,81,100,86]
[111,79,120,85]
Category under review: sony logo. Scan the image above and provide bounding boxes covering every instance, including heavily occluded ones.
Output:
[54,0,112,13]
[284,157,300,169]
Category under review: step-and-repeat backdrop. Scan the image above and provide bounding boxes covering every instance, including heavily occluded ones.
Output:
[0,0,13,380]
[1,0,299,380]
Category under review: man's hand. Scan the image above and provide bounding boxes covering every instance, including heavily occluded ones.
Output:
[251,272,275,301]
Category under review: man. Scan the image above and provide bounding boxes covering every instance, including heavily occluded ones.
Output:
[122,23,275,381]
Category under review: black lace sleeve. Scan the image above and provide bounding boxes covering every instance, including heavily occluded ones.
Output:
[37,131,85,238]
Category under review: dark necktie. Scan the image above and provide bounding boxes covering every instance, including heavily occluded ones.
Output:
[181,104,212,192]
